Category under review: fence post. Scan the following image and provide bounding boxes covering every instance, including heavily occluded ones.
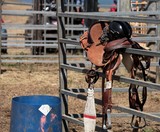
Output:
[156,1,160,83]
[57,0,68,132]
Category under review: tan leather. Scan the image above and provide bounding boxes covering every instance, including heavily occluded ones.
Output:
[89,21,109,45]
[80,31,89,50]
[87,44,105,66]
[80,21,109,66]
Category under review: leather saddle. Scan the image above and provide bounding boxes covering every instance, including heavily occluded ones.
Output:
[80,21,152,130]
[80,21,133,70]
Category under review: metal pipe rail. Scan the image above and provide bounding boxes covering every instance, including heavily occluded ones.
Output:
[2,24,57,30]
[64,3,112,8]
[2,40,57,43]
[57,12,160,24]
[2,36,159,44]
[60,36,160,43]
[2,10,56,16]
[125,48,160,57]
[3,34,31,39]
[2,24,86,31]
[59,38,160,53]
[69,112,160,118]
[3,1,32,6]
[61,89,160,122]
[2,10,160,23]
[1,44,81,49]
[68,87,157,93]
[68,61,159,67]
[1,43,58,47]
[1,55,84,58]
[60,64,160,91]
[3,9,160,17]
[1,59,58,64]
[1,60,88,64]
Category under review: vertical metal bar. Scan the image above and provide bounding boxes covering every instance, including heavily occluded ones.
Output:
[44,0,47,55]
[38,0,43,55]
[30,0,34,55]
[71,0,74,36]
[66,0,69,35]
[101,73,105,129]
[57,0,68,132]
[0,1,2,74]
[117,0,131,75]
[117,0,120,12]
[32,0,38,55]
[156,1,160,83]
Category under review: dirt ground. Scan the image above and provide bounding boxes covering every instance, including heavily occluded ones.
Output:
[1,1,160,132]
[1,63,160,132]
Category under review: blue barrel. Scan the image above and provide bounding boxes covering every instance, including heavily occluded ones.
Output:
[10,95,61,132]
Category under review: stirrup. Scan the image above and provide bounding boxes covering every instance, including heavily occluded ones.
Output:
[131,115,146,129]
[102,109,112,130]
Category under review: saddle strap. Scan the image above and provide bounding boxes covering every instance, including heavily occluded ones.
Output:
[129,84,147,111]
[129,60,148,129]
[104,37,132,52]
[102,71,112,130]
[129,60,147,110]
[129,40,150,112]
[102,54,123,130]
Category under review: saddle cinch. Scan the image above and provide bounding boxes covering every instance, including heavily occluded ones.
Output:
[80,21,151,130]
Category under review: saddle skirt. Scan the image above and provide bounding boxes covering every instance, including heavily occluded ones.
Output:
[80,21,108,66]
